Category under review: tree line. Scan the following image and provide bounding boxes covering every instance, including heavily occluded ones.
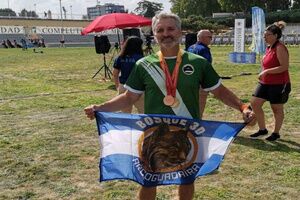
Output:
[1,0,300,18]
[1,0,300,32]
[169,0,300,18]
[0,8,38,18]
[133,0,300,32]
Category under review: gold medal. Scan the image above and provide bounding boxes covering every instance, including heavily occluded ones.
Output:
[163,95,175,106]
[171,97,180,108]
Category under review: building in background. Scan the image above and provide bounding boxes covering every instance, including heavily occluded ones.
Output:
[87,3,125,19]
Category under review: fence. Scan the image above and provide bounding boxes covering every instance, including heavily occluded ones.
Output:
[211,34,300,45]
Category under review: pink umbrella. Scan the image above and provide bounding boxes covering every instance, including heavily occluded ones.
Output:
[81,13,152,35]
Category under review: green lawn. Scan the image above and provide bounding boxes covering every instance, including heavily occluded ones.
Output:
[0,46,299,199]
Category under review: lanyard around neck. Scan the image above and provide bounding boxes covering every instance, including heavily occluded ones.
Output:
[158,50,182,97]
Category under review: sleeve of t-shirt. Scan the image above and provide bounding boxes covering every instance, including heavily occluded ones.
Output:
[113,57,120,69]
[124,59,145,94]
[201,61,221,91]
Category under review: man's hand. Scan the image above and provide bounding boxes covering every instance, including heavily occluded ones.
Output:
[84,105,98,120]
[84,91,141,120]
[242,106,256,126]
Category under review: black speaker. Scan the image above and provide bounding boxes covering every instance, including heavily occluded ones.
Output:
[123,28,141,41]
[94,35,111,54]
[185,33,197,50]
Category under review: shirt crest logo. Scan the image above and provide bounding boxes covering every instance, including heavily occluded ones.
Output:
[182,64,194,75]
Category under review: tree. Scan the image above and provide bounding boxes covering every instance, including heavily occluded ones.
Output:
[134,0,163,18]
[206,0,222,17]
[217,0,292,13]
[265,0,291,12]
[218,0,265,13]
[19,9,38,18]
[181,15,224,32]
[82,15,88,20]
[0,8,17,16]
[170,0,186,18]
[170,0,221,18]
[292,0,300,9]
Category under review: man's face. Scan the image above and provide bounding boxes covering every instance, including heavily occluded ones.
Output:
[153,18,182,49]
[200,32,213,46]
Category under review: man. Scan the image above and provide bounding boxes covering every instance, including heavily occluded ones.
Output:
[188,30,213,63]
[85,12,254,200]
[188,30,213,118]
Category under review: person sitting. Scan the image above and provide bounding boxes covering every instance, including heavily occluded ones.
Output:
[1,40,8,48]
[39,38,46,48]
[6,39,14,48]
[13,40,22,48]
[20,39,28,50]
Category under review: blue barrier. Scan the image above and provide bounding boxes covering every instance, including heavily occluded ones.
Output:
[229,52,256,63]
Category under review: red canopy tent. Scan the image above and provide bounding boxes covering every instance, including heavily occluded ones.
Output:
[81,13,152,35]
[82,13,151,79]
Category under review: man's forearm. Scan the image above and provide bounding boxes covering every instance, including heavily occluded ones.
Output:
[211,85,243,111]
[94,91,140,112]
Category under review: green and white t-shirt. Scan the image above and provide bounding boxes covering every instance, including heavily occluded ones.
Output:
[124,50,221,119]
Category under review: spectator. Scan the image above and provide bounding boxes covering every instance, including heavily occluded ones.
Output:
[13,40,22,48]
[188,30,213,63]
[39,38,46,48]
[112,36,144,113]
[20,38,28,50]
[187,30,213,118]
[6,39,14,48]
[60,35,65,48]
[1,40,8,48]
[250,22,291,141]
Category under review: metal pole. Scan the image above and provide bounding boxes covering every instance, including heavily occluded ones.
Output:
[70,5,73,19]
[59,0,63,20]
[8,0,10,9]
[59,0,64,47]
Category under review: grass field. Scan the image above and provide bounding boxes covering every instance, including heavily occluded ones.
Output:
[0,46,299,200]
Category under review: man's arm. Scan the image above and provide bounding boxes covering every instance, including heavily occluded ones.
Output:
[84,91,141,120]
[210,84,255,124]
[210,84,242,110]
[112,68,120,90]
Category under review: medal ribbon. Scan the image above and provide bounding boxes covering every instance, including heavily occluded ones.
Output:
[158,49,182,97]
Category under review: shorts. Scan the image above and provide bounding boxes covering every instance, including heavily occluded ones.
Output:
[252,82,291,104]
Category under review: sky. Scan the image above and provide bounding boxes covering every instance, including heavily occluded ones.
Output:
[0,0,171,19]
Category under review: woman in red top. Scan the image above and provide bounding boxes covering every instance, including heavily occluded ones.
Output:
[250,22,291,141]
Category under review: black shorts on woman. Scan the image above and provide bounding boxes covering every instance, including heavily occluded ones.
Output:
[253,82,291,104]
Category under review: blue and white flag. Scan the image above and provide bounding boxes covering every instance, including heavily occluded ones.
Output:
[95,112,245,187]
[251,6,266,55]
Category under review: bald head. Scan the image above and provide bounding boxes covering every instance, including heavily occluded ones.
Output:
[197,30,212,45]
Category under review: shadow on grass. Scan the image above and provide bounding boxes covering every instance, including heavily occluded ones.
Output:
[235,136,300,153]
[107,84,116,90]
